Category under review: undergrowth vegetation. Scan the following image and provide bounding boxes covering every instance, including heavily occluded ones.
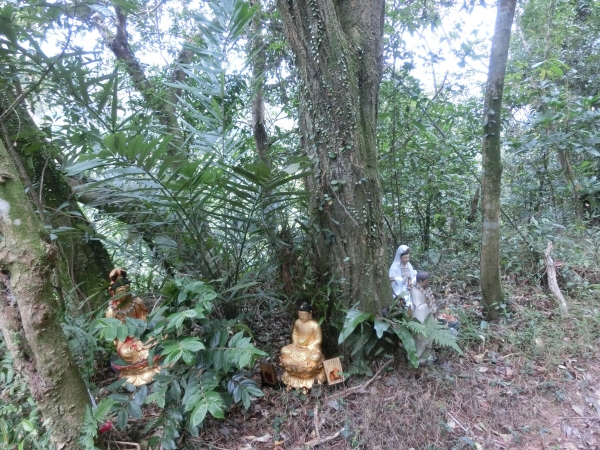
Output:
[1,0,600,448]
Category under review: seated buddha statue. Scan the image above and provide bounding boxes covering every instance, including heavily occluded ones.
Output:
[105,268,160,386]
[279,302,326,390]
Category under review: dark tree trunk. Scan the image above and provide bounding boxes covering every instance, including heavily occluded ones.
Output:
[480,0,517,318]
[276,0,391,314]
[0,139,90,449]
[0,90,113,310]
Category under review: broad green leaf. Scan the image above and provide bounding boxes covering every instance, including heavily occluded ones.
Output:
[126,401,142,419]
[338,308,373,344]
[374,320,390,338]
[190,403,208,427]
[180,337,205,352]
[116,409,128,430]
[393,324,418,367]
[20,420,34,432]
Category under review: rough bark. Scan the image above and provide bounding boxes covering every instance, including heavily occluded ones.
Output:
[276,0,390,314]
[467,186,480,223]
[0,139,90,449]
[480,0,516,318]
[0,86,113,310]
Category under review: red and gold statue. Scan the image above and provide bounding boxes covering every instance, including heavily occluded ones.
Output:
[106,268,160,386]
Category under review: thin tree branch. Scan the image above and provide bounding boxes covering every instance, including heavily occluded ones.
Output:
[0,27,72,122]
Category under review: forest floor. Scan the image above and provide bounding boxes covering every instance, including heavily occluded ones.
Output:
[108,281,600,450]
[198,284,600,450]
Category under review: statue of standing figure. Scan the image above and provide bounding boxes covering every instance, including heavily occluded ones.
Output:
[389,245,417,309]
[410,271,437,364]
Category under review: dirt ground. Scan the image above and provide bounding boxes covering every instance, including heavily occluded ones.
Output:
[105,284,600,450]
[191,289,600,450]
[186,353,600,450]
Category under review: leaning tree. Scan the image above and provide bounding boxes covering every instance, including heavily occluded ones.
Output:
[0,139,90,449]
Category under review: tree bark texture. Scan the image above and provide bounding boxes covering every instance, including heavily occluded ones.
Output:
[276,0,390,314]
[0,140,90,449]
[0,88,113,309]
[480,0,516,317]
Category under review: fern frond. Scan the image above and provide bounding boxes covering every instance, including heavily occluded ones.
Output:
[423,317,463,355]
[93,398,116,422]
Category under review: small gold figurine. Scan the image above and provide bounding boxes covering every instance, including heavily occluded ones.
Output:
[105,268,160,386]
[279,302,326,390]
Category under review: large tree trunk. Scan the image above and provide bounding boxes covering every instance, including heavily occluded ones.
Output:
[480,0,516,318]
[0,139,90,449]
[0,89,113,310]
[276,0,391,314]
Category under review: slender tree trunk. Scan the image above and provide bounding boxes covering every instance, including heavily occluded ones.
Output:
[480,0,516,318]
[276,0,391,314]
[0,140,90,449]
[250,0,272,169]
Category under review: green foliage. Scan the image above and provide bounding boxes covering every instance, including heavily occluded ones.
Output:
[95,278,266,446]
[58,0,310,317]
[338,304,462,370]
[0,338,52,450]
[62,313,106,384]
[77,398,115,450]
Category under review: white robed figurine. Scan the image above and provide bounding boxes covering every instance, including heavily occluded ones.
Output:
[410,272,435,363]
[388,245,417,308]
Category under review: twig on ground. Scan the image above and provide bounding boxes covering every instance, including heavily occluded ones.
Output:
[304,428,344,448]
[447,411,468,433]
[313,401,320,439]
[327,359,393,402]
[107,442,141,450]
[560,416,600,420]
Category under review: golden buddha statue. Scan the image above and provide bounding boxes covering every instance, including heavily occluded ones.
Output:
[105,268,160,386]
[279,302,326,390]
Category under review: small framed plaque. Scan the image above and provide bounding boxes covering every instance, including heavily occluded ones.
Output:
[323,357,344,385]
[259,362,278,387]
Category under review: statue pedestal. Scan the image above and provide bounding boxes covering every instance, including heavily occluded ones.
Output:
[112,357,161,386]
[280,359,326,390]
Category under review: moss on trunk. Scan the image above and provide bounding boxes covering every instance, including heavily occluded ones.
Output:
[276,0,391,315]
[480,0,517,318]
[1,89,113,310]
[0,139,90,449]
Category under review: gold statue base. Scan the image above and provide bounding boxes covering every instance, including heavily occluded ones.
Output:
[280,360,326,390]
[112,357,161,387]
[119,365,161,387]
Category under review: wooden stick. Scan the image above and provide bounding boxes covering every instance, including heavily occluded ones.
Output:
[328,358,393,403]
[447,411,467,432]
[544,241,568,313]
[313,402,320,439]
[107,442,141,450]
[560,416,600,420]
[304,428,344,447]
